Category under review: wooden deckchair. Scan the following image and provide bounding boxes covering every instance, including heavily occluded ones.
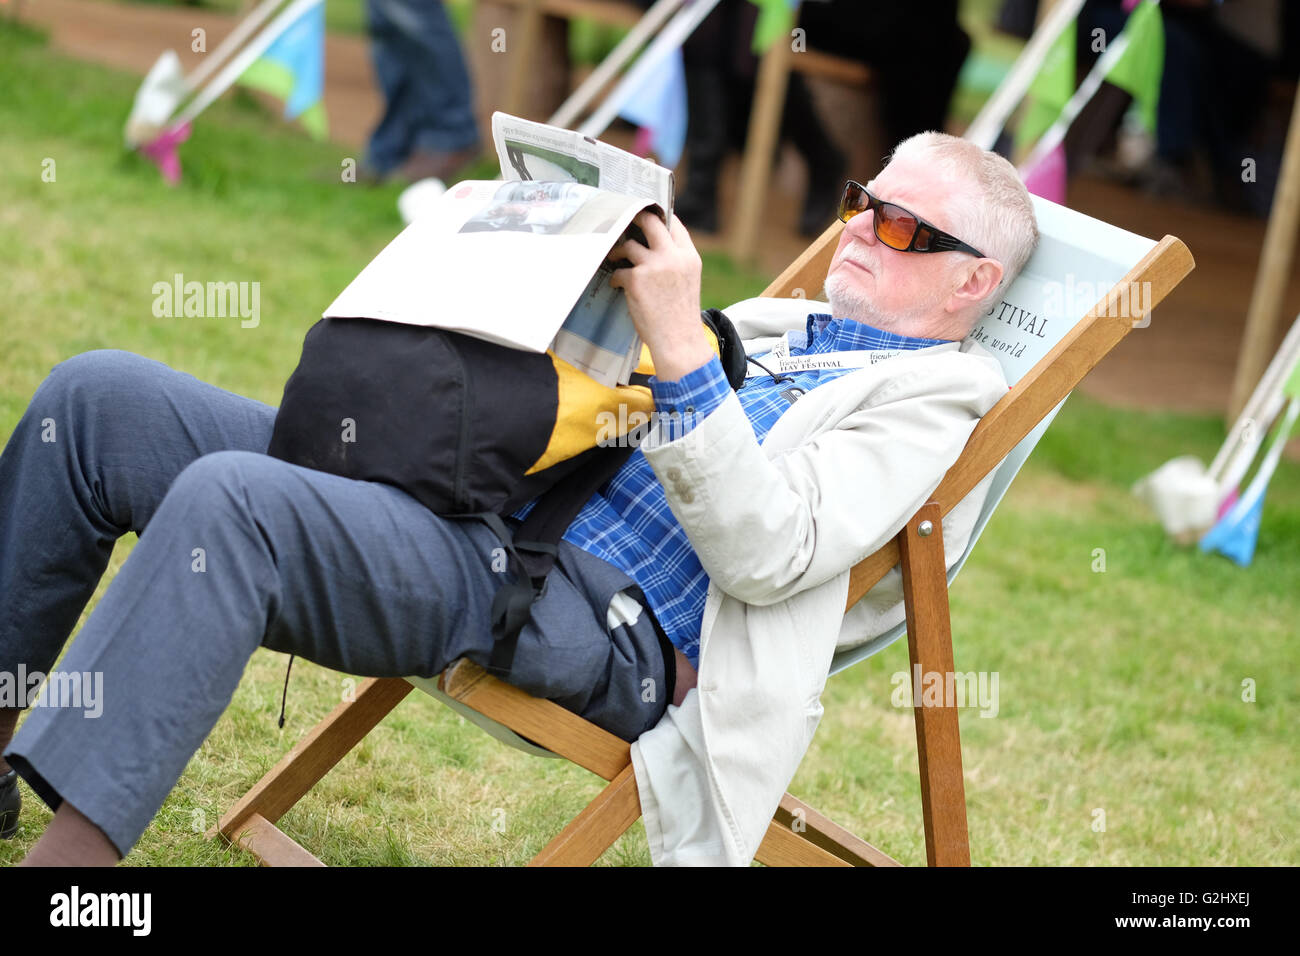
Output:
[211,198,1193,867]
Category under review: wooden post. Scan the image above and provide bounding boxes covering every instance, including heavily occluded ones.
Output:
[1229,86,1300,420]
[503,0,545,119]
[729,26,795,264]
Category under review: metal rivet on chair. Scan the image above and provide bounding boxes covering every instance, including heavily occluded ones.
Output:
[918,520,934,537]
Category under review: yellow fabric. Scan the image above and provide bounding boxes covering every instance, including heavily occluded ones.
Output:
[525,326,722,475]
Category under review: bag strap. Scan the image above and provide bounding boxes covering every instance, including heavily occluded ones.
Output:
[475,442,636,679]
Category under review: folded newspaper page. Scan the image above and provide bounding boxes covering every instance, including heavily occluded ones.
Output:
[322,112,674,387]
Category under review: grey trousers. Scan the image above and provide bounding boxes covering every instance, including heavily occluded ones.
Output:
[0,350,670,857]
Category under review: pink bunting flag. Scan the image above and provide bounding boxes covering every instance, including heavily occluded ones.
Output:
[1022,141,1067,203]
[633,125,654,159]
[139,122,193,186]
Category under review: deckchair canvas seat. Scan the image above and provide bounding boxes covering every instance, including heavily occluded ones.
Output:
[211,196,1193,867]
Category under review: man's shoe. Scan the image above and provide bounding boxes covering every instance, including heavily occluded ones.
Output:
[0,769,20,839]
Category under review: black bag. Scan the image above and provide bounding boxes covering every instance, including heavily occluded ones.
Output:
[267,310,746,680]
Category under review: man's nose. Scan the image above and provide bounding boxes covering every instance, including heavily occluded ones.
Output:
[846,208,877,245]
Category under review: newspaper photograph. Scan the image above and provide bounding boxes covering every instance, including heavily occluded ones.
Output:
[491,111,674,217]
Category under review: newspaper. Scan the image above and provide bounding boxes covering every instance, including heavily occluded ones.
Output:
[322,112,674,387]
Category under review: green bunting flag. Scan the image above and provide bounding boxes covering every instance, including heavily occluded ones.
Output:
[1285,354,1300,400]
[1106,0,1165,134]
[1015,19,1077,151]
[749,0,797,54]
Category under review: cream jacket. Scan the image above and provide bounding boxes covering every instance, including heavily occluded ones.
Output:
[628,299,1010,866]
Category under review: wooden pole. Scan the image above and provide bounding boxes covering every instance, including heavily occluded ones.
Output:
[730,25,795,264]
[1228,86,1300,420]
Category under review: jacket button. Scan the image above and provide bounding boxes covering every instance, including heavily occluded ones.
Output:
[677,487,695,504]
[665,467,681,481]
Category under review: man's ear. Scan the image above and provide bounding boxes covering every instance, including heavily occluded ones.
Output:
[947,259,1004,313]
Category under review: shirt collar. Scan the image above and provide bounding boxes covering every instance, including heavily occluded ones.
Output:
[801,313,953,353]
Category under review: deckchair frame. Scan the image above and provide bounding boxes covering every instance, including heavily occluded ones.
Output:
[210,222,1193,867]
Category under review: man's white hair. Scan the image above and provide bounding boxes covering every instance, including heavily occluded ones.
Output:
[888,132,1039,318]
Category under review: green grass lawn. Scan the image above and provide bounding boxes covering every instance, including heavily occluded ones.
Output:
[1,20,1297,867]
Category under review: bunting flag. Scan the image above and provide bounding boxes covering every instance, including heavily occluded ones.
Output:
[139,122,193,186]
[1199,397,1300,567]
[749,0,799,54]
[237,0,327,139]
[1022,140,1068,203]
[1015,17,1076,151]
[1287,351,1300,401]
[1105,0,1164,134]
[617,45,688,167]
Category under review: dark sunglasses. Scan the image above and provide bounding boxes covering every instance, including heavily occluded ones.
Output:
[838,180,987,259]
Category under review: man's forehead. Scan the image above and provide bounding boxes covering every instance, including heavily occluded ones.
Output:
[866,157,967,224]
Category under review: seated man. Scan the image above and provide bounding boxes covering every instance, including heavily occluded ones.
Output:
[0,132,1037,866]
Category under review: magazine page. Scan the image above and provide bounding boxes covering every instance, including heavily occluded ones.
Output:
[322,179,651,369]
[491,111,674,217]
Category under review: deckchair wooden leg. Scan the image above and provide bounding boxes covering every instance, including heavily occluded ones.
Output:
[529,762,640,866]
[756,819,852,866]
[771,794,901,866]
[898,503,971,867]
[210,676,413,863]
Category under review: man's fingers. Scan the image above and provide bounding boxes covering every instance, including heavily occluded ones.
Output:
[638,209,672,248]
[667,213,693,247]
[608,238,649,265]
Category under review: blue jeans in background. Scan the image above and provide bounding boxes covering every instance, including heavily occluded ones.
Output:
[366,0,480,173]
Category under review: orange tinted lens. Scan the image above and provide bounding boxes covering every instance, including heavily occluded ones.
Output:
[874,201,918,250]
[839,182,867,222]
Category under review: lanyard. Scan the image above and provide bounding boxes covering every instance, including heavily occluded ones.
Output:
[743,348,905,378]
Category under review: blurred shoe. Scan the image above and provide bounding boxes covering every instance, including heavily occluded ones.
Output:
[0,768,19,839]
[353,162,388,186]
[397,146,478,185]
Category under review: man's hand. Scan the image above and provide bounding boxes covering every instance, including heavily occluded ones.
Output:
[608,211,714,381]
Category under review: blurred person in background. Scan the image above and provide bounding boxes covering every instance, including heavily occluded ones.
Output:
[1012,0,1298,217]
[657,0,971,237]
[364,0,480,183]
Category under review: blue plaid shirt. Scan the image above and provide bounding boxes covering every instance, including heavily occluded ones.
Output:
[517,314,949,667]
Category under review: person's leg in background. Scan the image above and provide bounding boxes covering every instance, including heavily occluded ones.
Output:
[799,1,971,148]
[671,0,847,236]
[364,0,480,181]
[780,72,847,236]
[672,0,748,233]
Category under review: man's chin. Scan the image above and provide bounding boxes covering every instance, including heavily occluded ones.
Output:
[824,280,877,325]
